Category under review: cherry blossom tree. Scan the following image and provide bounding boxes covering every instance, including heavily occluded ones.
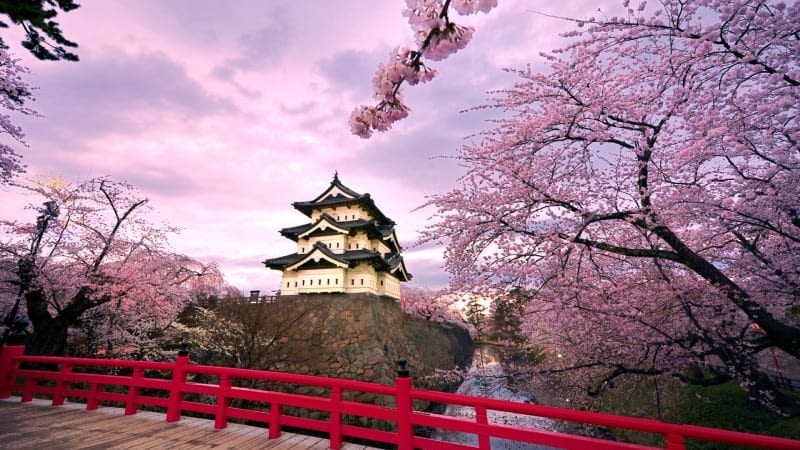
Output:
[176,296,311,373]
[0,1,79,183]
[69,256,231,358]
[0,177,228,356]
[0,48,36,184]
[400,285,464,325]
[420,0,799,402]
[350,0,497,138]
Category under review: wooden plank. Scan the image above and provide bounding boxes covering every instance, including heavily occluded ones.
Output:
[82,424,197,450]
[179,423,262,448]
[65,411,173,448]
[0,398,382,450]
[243,429,302,449]
[268,433,320,449]
[204,424,268,448]
[199,422,270,449]
[114,419,212,450]
[307,438,337,450]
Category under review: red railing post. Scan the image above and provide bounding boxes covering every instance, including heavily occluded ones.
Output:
[666,433,686,450]
[52,363,72,406]
[268,401,283,439]
[166,343,190,423]
[87,383,102,410]
[330,386,342,450]
[262,349,282,439]
[214,374,230,429]
[475,406,491,449]
[21,377,34,402]
[0,344,25,399]
[125,367,143,415]
[395,358,413,450]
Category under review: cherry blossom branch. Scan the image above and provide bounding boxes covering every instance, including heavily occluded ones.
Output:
[0,49,38,183]
[349,0,498,138]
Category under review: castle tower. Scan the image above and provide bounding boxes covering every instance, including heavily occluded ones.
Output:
[263,173,412,299]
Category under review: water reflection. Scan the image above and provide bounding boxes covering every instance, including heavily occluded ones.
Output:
[434,347,559,450]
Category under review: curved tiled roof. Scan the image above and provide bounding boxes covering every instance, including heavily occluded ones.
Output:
[280,214,386,242]
[311,172,361,202]
[263,241,412,280]
[292,176,395,225]
[262,252,304,269]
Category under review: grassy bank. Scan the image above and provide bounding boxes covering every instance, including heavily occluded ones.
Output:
[590,376,800,449]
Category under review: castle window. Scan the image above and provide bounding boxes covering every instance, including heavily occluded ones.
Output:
[335,278,338,284]
[360,278,364,285]
[327,279,330,285]
[351,279,354,286]
[302,280,305,286]
[294,282,297,287]
[380,280,384,286]
[356,243,360,249]
[328,243,331,248]
[319,279,322,285]
[287,282,290,288]
[348,243,352,249]
[336,242,340,248]
[301,247,305,252]
[310,279,313,285]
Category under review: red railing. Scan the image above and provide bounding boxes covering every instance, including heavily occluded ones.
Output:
[1,344,798,450]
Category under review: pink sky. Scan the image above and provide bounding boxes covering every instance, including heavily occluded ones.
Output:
[0,0,610,293]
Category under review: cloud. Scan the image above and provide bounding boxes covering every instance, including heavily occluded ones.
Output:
[280,101,318,116]
[21,51,237,145]
[404,257,450,289]
[209,6,292,85]
[317,49,384,100]
[3,0,619,294]
[233,20,291,69]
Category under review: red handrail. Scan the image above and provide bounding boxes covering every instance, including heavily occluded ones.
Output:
[1,344,798,450]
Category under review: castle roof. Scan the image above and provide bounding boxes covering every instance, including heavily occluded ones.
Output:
[263,241,412,281]
[291,173,395,226]
[279,213,401,252]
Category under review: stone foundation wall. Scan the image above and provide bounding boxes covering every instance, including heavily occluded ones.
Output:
[210,293,475,427]
[265,293,473,386]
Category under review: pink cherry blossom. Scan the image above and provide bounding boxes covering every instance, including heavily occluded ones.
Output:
[350,0,497,138]
[419,0,799,404]
[452,0,498,16]
[423,24,474,61]
[0,49,37,184]
[1,177,233,356]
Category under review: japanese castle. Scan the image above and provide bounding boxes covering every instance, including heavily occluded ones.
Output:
[263,173,412,299]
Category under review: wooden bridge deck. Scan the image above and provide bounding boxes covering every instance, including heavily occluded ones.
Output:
[0,397,380,449]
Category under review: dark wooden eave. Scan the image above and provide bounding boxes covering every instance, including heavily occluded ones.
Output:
[280,214,390,242]
[291,175,395,225]
[263,241,411,279]
[386,253,412,281]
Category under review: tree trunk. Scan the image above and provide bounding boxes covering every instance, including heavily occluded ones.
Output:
[25,318,70,356]
[23,282,71,356]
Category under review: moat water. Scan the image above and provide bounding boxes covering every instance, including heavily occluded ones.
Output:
[434,347,559,449]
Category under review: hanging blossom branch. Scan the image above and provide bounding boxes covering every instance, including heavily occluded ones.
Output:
[349,0,498,138]
[0,48,37,184]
